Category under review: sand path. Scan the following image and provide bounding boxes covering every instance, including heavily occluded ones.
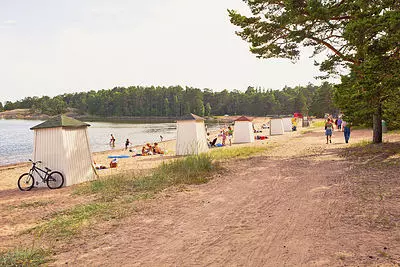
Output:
[50,128,399,266]
[2,126,399,266]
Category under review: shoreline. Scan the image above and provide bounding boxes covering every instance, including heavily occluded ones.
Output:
[0,118,247,168]
[0,137,180,190]
[0,119,270,190]
[0,137,177,170]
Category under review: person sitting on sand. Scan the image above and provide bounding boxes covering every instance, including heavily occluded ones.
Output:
[146,143,153,155]
[142,146,150,156]
[94,161,107,169]
[206,133,217,148]
[153,143,164,154]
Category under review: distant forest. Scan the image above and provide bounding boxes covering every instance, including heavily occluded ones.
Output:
[0,82,337,118]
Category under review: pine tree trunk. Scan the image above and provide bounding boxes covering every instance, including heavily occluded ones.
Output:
[373,104,383,143]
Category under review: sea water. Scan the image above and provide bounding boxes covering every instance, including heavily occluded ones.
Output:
[0,119,220,166]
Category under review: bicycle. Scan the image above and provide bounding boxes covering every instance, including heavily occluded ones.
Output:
[18,159,65,191]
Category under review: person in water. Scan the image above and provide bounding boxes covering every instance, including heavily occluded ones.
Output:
[110,134,116,147]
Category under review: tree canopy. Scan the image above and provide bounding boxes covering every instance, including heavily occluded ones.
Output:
[1,83,337,118]
[229,0,400,142]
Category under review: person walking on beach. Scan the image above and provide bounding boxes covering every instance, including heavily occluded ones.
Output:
[337,117,343,131]
[325,119,334,144]
[125,139,131,150]
[342,120,351,143]
[110,134,116,147]
[227,126,233,146]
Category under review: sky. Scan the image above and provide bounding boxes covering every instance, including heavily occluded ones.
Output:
[0,0,335,103]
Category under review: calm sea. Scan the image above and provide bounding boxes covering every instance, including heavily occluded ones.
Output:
[0,119,219,166]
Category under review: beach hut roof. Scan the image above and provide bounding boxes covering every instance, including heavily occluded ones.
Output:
[30,115,90,130]
[235,116,253,122]
[178,113,205,121]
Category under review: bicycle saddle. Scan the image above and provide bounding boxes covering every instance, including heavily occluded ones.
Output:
[45,167,52,172]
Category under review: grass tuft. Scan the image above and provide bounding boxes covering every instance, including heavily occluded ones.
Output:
[9,200,54,210]
[32,202,110,238]
[0,247,50,266]
[210,146,269,160]
[74,175,137,201]
[311,120,326,128]
[133,154,214,193]
[387,129,400,135]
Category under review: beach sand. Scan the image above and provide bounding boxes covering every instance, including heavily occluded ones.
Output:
[0,138,179,191]
[0,117,272,190]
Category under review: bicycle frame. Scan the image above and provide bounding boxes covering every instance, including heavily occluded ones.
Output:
[29,165,49,183]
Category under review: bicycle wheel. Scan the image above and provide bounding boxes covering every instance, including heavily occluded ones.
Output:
[18,173,34,191]
[47,171,64,189]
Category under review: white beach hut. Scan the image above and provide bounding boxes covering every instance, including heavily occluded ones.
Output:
[176,113,209,156]
[270,118,284,135]
[282,117,293,132]
[233,116,254,143]
[30,115,96,187]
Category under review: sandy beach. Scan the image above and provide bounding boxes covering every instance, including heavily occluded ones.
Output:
[0,117,271,191]
[0,138,178,191]
[1,125,399,265]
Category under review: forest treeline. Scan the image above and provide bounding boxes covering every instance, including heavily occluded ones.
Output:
[0,82,337,118]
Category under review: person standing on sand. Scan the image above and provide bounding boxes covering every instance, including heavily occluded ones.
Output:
[342,120,351,143]
[337,118,343,131]
[221,130,227,146]
[227,126,233,146]
[110,134,116,147]
[125,139,131,150]
[325,119,334,144]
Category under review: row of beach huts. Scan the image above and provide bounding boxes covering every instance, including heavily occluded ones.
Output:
[28,114,306,188]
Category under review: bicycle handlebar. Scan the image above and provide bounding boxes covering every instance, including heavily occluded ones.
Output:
[29,159,42,164]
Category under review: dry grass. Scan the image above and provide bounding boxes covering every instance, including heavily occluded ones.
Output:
[0,247,51,266]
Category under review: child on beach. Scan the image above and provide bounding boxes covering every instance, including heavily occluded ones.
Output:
[221,130,227,146]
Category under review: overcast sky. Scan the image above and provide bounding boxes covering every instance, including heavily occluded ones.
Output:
[0,0,333,103]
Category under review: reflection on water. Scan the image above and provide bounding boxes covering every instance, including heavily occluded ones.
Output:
[0,119,220,166]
